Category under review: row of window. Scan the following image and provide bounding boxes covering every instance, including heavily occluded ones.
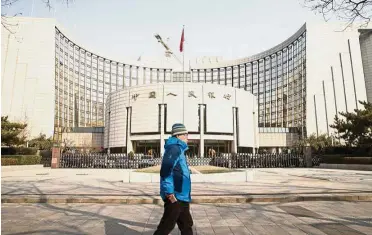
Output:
[54,28,306,133]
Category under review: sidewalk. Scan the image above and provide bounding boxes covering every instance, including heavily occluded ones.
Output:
[2,167,372,203]
[3,201,372,234]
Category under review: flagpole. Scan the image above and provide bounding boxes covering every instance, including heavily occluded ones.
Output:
[182,25,185,123]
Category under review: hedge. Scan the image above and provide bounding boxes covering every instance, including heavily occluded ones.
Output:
[320,155,372,165]
[1,158,18,165]
[1,147,38,155]
[320,147,372,156]
[39,150,52,158]
[1,155,42,165]
[39,150,52,167]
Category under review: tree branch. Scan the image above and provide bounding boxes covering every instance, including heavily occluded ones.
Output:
[1,0,74,34]
[302,0,372,29]
[1,13,21,34]
[1,0,20,7]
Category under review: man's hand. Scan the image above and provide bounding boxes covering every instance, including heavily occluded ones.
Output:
[166,194,177,203]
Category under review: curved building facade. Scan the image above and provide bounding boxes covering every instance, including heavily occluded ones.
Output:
[54,24,306,139]
[2,17,369,152]
[54,28,174,139]
[104,83,257,156]
[191,26,306,135]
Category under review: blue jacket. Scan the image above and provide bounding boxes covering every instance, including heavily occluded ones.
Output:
[160,136,191,202]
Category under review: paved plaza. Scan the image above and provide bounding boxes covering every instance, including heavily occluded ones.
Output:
[2,167,372,234]
[2,201,372,235]
[2,168,372,196]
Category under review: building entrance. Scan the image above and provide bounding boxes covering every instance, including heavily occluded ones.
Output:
[185,139,199,158]
[133,140,160,156]
[204,140,231,157]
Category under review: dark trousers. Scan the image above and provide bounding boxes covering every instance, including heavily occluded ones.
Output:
[154,200,193,235]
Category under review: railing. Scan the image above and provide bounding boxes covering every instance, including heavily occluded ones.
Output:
[59,152,306,169]
[191,153,306,168]
[312,154,321,166]
[59,153,162,169]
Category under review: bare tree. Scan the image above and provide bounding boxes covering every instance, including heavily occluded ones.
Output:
[303,0,372,28]
[42,0,72,10]
[1,0,73,33]
[2,0,22,33]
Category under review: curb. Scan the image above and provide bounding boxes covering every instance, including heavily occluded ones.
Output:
[2,194,372,204]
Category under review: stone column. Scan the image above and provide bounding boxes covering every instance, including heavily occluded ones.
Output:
[160,104,165,156]
[232,107,238,154]
[304,145,312,168]
[127,141,133,154]
[199,104,205,158]
[126,107,133,154]
[253,110,258,153]
[51,147,61,169]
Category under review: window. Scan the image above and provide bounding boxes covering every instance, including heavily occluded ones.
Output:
[205,69,211,83]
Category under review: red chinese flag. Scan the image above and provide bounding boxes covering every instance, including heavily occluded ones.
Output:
[180,28,184,52]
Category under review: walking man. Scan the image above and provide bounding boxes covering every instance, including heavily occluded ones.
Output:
[154,123,193,235]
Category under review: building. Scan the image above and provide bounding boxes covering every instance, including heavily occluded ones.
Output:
[105,83,258,156]
[359,29,372,103]
[1,17,371,153]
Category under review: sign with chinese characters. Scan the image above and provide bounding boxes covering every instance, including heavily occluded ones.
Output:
[131,93,139,101]
[167,92,177,96]
[223,94,231,100]
[149,91,156,98]
[208,92,216,99]
[188,91,197,98]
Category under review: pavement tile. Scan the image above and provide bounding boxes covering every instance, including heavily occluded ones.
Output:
[245,224,268,235]
[196,226,216,235]
[276,213,307,225]
[262,225,291,235]
[312,223,364,235]
[210,219,227,226]
[279,205,323,218]
[194,222,213,228]
[224,218,244,226]
[212,226,232,234]
[294,224,329,235]
[348,224,372,235]
[280,224,308,235]
[261,210,293,225]
[2,201,372,235]
[229,226,253,235]
[2,225,33,235]
[241,213,276,225]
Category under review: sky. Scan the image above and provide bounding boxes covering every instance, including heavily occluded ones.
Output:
[2,0,325,63]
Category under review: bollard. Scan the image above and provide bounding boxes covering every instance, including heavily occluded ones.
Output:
[51,147,61,169]
[304,146,312,168]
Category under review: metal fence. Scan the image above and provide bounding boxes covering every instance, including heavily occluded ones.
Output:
[40,150,52,167]
[312,154,321,166]
[59,152,306,169]
[59,153,162,169]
